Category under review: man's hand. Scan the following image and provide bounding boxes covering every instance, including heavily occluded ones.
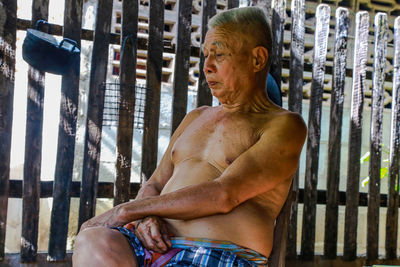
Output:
[79,205,125,232]
[135,216,172,253]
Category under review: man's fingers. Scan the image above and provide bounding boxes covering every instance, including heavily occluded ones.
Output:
[160,223,172,248]
[162,232,172,248]
[143,232,160,252]
[135,218,167,253]
[150,224,168,252]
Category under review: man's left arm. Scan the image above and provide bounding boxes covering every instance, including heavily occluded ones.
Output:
[81,112,306,229]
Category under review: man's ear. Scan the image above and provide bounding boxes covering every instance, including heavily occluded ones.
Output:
[252,46,268,72]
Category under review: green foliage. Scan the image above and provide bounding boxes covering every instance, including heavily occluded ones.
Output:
[360,145,394,189]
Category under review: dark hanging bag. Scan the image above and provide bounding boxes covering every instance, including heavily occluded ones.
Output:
[22,20,80,75]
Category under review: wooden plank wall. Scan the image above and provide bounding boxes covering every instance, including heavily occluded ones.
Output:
[1,0,400,266]
[114,0,139,206]
[386,16,400,260]
[0,0,17,262]
[367,12,388,261]
[196,0,216,107]
[170,0,192,134]
[324,7,349,260]
[268,0,287,266]
[78,0,114,229]
[141,0,165,182]
[286,0,305,259]
[301,4,330,260]
[21,0,49,262]
[343,11,369,261]
[48,0,83,261]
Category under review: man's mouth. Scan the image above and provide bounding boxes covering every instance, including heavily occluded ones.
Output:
[207,81,217,87]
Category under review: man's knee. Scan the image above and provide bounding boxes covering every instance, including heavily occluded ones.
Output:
[75,226,105,249]
[73,227,137,267]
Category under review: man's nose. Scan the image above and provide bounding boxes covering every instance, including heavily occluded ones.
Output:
[203,57,215,74]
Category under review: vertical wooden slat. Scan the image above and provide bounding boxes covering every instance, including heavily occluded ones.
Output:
[48,0,83,260]
[78,0,114,229]
[268,1,287,266]
[21,0,49,262]
[367,12,388,261]
[0,0,17,261]
[171,0,192,135]
[300,4,330,261]
[196,0,216,107]
[343,11,369,261]
[270,0,286,83]
[141,0,165,181]
[227,0,239,9]
[114,0,139,206]
[324,7,349,259]
[251,0,271,20]
[386,15,400,260]
[286,0,305,259]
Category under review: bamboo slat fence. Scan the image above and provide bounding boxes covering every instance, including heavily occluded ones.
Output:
[0,0,399,266]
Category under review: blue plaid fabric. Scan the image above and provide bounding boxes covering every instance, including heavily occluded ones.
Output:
[165,245,257,267]
[113,226,266,267]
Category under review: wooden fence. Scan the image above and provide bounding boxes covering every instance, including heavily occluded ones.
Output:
[0,0,400,266]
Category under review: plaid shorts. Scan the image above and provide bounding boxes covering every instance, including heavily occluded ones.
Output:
[113,227,268,267]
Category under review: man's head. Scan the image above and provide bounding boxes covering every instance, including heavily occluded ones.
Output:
[202,7,273,105]
[208,7,272,73]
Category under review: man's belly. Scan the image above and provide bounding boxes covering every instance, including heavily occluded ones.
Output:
[160,159,276,257]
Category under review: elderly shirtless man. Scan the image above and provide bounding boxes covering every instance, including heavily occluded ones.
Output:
[73,6,306,267]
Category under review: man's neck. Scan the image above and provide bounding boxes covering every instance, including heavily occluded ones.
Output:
[219,87,274,114]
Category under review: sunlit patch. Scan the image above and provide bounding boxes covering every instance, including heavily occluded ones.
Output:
[0,37,16,82]
[21,237,36,251]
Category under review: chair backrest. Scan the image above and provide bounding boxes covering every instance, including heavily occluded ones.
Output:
[268,180,296,267]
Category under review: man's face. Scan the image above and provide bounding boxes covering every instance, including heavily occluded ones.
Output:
[202,27,255,104]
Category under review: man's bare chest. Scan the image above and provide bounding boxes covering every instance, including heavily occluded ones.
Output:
[171,114,261,170]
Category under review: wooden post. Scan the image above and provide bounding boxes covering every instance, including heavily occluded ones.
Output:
[343,11,369,261]
[114,0,139,206]
[78,0,113,229]
[386,15,400,260]
[251,0,271,20]
[0,0,17,261]
[21,0,49,262]
[270,0,286,83]
[367,12,388,261]
[324,7,349,259]
[300,4,330,261]
[268,1,287,266]
[196,0,216,107]
[286,0,305,259]
[141,0,165,181]
[171,0,192,135]
[48,0,83,260]
[227,0,239,9]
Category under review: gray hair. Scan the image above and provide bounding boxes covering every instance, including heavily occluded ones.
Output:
[208,7,272,70]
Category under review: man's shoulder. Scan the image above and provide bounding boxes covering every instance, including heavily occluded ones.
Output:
[261,109,307,142]
[182,106,212,124]
[189,105,212,116]
[271,109,305,127]
[173,106,213,135]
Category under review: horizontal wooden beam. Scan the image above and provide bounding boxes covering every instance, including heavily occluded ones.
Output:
[9,180,140,199]
[6,179,389,207]
[16,18,201,56]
